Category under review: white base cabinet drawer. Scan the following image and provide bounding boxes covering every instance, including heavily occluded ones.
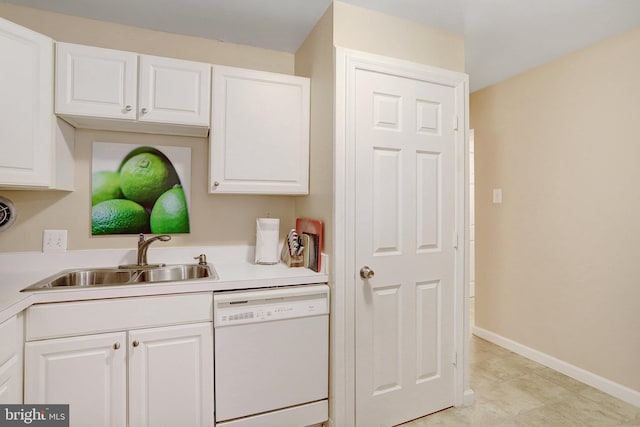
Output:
[26,292,213,340]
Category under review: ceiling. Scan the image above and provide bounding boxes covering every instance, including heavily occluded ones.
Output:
[5,0,640,92]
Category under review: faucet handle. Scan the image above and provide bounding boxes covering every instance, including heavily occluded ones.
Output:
[138,233,146,243]
[194,254,207,265]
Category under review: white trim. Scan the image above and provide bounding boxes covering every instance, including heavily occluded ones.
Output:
[473,326,640,408]
[463,388,475,406]
[332,47,470,427]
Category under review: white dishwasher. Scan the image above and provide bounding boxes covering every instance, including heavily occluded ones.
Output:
[213,284,329,427]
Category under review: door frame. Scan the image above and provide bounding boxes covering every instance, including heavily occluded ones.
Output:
[331,47,474,427]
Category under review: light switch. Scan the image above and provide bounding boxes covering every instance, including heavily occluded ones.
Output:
[492,188,502,204]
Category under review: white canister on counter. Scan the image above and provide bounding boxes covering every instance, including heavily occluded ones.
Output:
[254,218,280,264]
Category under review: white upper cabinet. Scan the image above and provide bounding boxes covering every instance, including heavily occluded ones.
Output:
[55,42,211,136]
[138,54,211,126]
[55,42,138,121]
[209,65,310,194]
[0,18,74,190]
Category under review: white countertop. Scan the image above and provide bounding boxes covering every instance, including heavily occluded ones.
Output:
[0,245,328,324]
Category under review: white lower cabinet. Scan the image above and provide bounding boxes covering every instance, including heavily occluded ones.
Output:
[128,323,213,427]
[0,314,23,404]
[25,332,127,426]
[24,293,214,427]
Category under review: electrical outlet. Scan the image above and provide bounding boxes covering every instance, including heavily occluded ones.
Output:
[43,229,68,252]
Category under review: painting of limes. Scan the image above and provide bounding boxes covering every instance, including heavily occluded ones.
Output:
[91,143,191,235]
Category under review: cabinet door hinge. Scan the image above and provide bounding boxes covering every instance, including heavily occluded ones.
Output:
[453,115,459,131]
[453,351,458,367]
[453,232,459,250]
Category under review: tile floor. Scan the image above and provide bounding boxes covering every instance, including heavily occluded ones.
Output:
[401,302,640,426]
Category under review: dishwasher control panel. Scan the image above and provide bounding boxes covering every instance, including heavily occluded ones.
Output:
[213,284,329,326]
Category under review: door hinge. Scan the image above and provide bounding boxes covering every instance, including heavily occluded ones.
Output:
[453,115,459,131]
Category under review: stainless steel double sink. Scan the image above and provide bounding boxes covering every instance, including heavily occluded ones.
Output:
[21,263,218,291]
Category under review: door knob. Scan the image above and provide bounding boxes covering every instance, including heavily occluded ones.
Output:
[132,340,140,347]
[360,266,375,279]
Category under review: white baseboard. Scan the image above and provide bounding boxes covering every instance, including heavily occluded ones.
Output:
[463,388,475,406]
[472,326,640,408]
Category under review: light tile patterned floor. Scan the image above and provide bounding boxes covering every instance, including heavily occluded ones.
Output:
[400,336,640,426]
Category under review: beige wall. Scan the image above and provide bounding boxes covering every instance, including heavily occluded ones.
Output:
[333,1,464,72]
[1,130,296,251]
[294,5,335,255]
[0,3,293,73]
[0,4,297,252]
[471,26,640,391]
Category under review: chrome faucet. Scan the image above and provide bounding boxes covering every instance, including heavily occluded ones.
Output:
[137,233,171,266]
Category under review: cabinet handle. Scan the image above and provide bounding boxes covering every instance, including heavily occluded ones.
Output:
[132,340,140,347]
[124,105,133,112]
[113,342,120,350]
[213,181,220,187]
[141,108,148,114]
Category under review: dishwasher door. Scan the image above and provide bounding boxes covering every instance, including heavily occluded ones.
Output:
[213,284,329,424]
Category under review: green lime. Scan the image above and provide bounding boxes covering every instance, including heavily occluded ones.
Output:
[91,171,123,206]
[150,186,190,234]
[117,146,175,172]
[119,153,180,207]
[92,199,150,235]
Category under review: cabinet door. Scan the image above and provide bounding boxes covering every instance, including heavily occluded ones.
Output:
[128,323,213,427]
[139,55,211,126]
[0,18,54,187]
[0,314,23,403]
[210,65,310,194]
[55,42,137,120]
[0,354,20,404]
[25,332,127,427]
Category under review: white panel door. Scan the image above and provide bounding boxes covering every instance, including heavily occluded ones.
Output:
[355,68,457,426]
[210,65,310,194]
[55,42,137,120]
[139,55,211,126]
[128,323,214,427]
[24,332,127,427]
[0,18,53,187]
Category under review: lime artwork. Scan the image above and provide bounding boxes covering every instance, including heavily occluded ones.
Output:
[91,143,191,235]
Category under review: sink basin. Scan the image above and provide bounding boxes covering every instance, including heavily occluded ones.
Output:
[47,269,137,287]
[22,263,218,291]
[133,264,212,283]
